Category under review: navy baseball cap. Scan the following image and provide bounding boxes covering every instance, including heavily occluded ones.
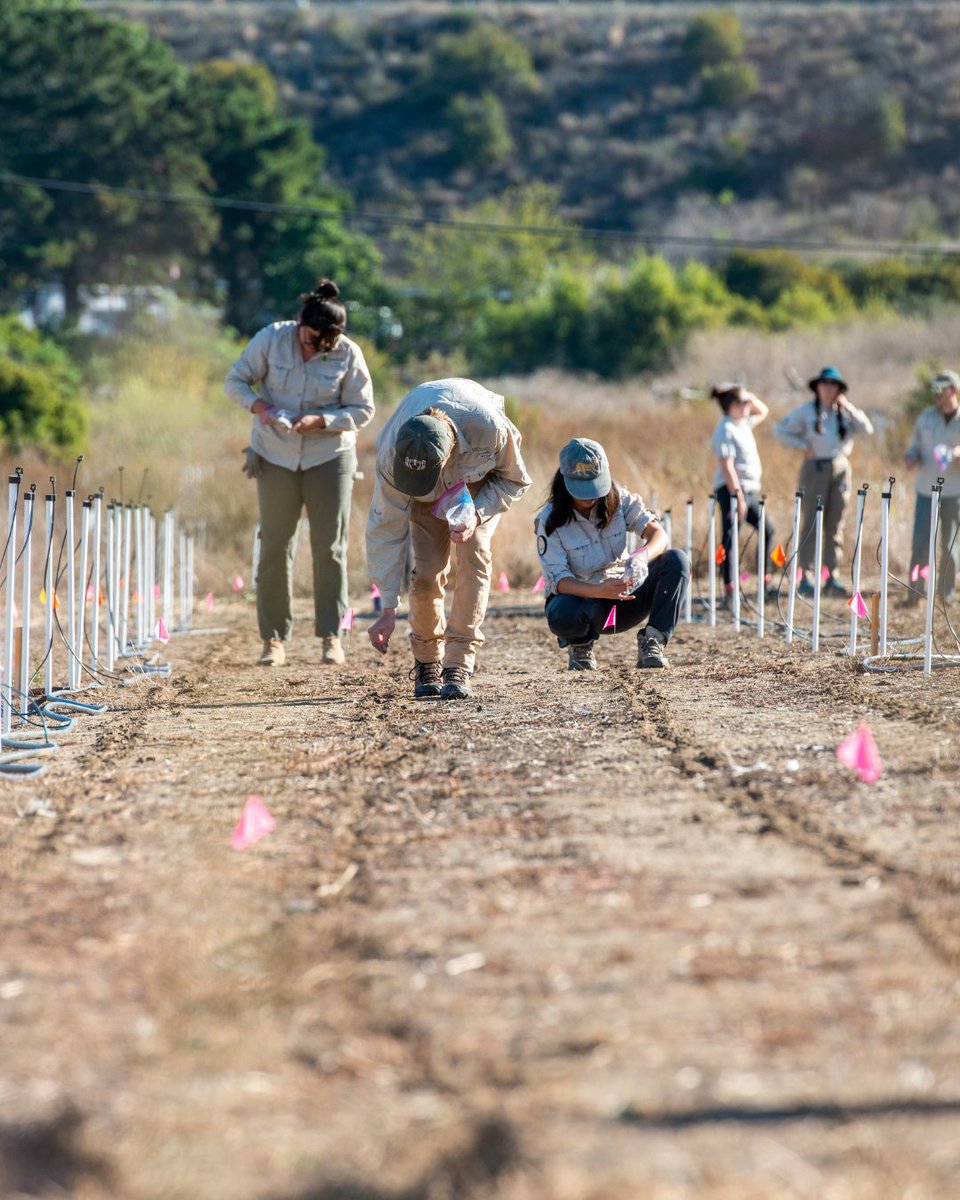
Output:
[559,437,612,500]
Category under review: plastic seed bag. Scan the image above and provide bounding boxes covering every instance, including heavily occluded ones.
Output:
[621,545,649,591]
[933,443,954,471]
[432,481,476,531]
[258,406,295,431]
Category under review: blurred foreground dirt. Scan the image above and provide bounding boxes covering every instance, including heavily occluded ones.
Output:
[1,596,959,1200]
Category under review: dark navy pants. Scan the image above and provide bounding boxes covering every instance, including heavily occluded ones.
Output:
[545,549,691,646]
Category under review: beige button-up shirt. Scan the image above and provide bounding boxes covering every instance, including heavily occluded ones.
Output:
[225,321,375,469]
[906,405,960,498]
[772,398,873,460]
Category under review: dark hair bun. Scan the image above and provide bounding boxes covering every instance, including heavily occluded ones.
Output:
[313,278,339,300]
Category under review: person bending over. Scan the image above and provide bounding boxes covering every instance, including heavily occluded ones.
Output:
[366,378,531,700]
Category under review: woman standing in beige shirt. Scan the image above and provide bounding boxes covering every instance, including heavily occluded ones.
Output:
[225,279,375,666]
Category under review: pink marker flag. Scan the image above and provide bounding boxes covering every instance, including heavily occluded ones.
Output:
[836,724,883,784]
[920,565,930,581]
[339,607,355,631]
[497,571,510,593]
[205,592,215,612]
[231,795,275,850]
[740,570,750,583]
[153,583,161,599]
[232,574,244,592]
[603,605,616,630]
[847,591,869,619]
[86,583,96,601]
[910,564,920,583]
[370,584,381,601]
[154,617,170,644]
[795,567,804,584]
[821,565,831,583]
[532,575,545,594]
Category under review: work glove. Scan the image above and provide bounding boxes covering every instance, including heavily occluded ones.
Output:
[242,447,264,479]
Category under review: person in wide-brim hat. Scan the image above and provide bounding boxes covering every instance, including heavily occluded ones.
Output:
[808,365,848,394]
[773,365,874,597]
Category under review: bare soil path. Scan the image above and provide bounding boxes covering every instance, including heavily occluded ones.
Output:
[1,599,959,1200]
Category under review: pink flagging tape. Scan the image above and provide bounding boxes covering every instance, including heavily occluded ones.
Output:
[231,795,276,850]
[836,724,883,784]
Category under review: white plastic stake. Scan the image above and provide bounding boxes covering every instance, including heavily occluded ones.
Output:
[105,504,117,672]
[729,492,740,633]
[3,473,21,734]
[65,490,78,691]
[121,504,133,653]
[663,508,672,543]
[43,492,55,697]
[879,480,893,657]
[18,490,35,716]
[848,485,868,656]
[923,484,941,676]
[91,492,103,669]
[785,491,802,645]
[76,499,91,683]
[811,502,824,653]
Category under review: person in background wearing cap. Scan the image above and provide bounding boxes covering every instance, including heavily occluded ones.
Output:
[773,366,874,597]
[904,369,960,604]
[535,438,689,671]
[366,378,531,700]
[710,383,774,604]
[225,278,374,667]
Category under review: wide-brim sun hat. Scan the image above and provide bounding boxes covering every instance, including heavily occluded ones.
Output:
[808,366,848,393]
[559,437,612,501]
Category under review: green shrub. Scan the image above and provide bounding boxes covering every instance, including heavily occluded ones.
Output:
[700,61,759,109]
[420,24,537,99]
[0,317,85,453]
[841,258,960,311]
[722,249,852,312]
[682,11,745,67]
[446,92,513,169]
[766,283,838,330]
[0,356,86,453]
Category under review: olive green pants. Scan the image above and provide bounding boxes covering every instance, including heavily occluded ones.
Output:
[255,451,356,641]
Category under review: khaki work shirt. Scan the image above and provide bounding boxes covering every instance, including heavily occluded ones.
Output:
[366,379,531,608]
[225,321,375,470]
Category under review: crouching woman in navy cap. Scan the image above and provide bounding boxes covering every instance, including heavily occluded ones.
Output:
[535,438,690,670]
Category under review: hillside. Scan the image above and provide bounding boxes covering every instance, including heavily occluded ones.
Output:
[96,2,960,255]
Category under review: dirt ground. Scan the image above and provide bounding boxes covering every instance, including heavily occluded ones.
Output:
[2,592,960,1200]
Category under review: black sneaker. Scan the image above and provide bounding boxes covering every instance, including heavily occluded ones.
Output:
[567,641,597,671]
[440,665,472,700]
[797,577,815,598]
[637,632,669,669]
[411,660,442,698]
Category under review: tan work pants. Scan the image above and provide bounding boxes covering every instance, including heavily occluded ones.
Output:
[408,504,500,672]
[798,454,851,573]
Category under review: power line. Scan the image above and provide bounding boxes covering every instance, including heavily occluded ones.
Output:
[3,170,959,257]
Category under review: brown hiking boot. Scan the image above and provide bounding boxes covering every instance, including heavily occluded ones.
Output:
[321,636,346,665]
[440,665,472,700]
[411,660,443,698]
[258,638,285,667]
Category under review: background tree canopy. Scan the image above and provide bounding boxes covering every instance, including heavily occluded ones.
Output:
[0,0,381,335]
